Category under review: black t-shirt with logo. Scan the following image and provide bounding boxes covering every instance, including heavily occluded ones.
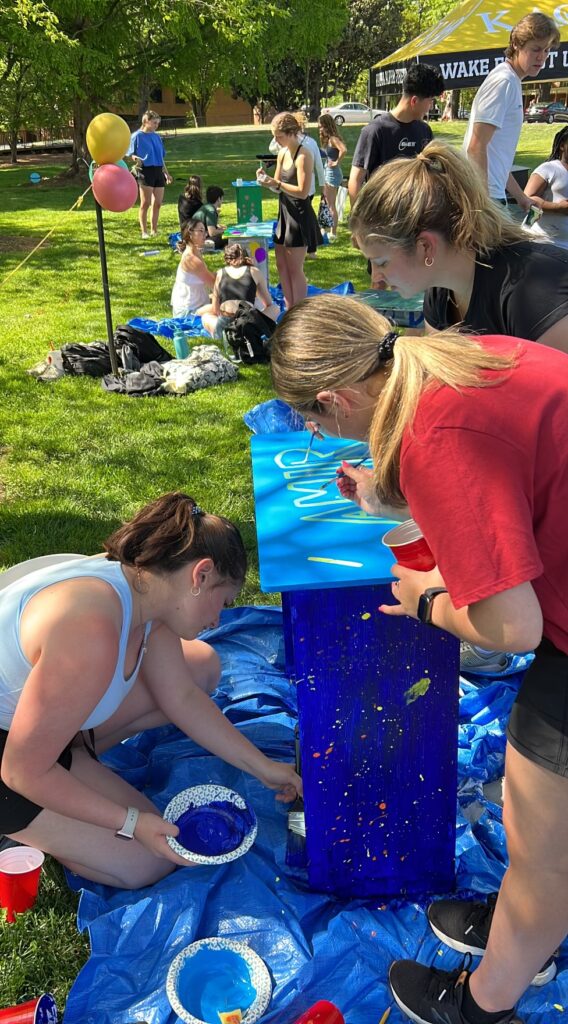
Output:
[351,113,432,179]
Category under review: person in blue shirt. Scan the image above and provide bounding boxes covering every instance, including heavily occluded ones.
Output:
[128,110,172,239]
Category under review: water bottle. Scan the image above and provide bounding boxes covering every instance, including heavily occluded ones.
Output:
[173,326,189,359]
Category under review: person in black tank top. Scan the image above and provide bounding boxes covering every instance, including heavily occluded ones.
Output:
[256,111,322,310]
[201,243,279,340]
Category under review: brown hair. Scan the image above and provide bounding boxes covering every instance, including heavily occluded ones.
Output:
[505,13,559,58]
[104,492,247,583]
[224,243,253,267]
[350,141,526,258]
[271,112,302,136]
[179,218,205,253]
[183,174,202,202]
[318,114,343,144]
[142,109,160,124]
[270,295,517,506]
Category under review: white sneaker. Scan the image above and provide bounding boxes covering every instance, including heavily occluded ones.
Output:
[141,231,150,240]
[150,230,158,237]
[328,232,337,242]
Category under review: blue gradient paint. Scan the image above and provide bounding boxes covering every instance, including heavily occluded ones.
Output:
[175,801,255,857]
[251,432,460,899]
[176,948,256,1024]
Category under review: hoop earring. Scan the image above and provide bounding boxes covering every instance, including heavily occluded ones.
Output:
[135,566,149,594]
[191,585,201,597]
[425,256,434,268]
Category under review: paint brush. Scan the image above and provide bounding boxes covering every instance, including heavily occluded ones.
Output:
[320,456,369,490]
[285,727,307,868]
[378,1010,391,1024]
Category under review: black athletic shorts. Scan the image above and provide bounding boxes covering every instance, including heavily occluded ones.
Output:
[139,165,166,189]
[507,637,568,776]
[0,730,73,836]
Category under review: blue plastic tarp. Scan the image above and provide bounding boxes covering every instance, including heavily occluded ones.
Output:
[62,608,568,1024]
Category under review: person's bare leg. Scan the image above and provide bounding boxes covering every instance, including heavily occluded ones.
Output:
[469,743,568,1011]
[138,184,152,234]
[275,244,293,309]
[7,750,176,888]
[286,247,308,307]
[150,187,164,233]
[324,184,338,233]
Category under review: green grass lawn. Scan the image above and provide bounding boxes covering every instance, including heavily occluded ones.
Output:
[0,118,556,1009]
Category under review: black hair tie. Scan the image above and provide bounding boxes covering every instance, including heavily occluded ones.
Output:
[377,331,398,363]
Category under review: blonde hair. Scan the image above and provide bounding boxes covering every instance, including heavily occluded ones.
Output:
[272,112,302,136]
[270,294,517,505]
[505,13,559,58]
[350,141,526,257]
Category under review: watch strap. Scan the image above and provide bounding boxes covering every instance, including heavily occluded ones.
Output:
[115,806,139,841]
[418,587,448,626]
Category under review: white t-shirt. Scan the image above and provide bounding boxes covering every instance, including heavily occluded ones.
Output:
[527,159,568,246]
[463,61,523,200]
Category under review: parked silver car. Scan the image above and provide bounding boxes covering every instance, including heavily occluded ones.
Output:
[320,102,386,125]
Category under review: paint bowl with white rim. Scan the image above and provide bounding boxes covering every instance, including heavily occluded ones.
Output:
[166,937,272,1024]
[163,785,257,865]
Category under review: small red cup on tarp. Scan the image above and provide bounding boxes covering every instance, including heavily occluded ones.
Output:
[0,846,44,923]
[291,1000,344,1024]
[381,518,435,571]
[0,993,57,1024]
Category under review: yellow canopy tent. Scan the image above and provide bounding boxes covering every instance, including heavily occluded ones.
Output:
[373,0,568,92]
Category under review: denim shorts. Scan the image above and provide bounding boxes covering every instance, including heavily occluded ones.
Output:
[507,638,568,776]
[324,165,343,188]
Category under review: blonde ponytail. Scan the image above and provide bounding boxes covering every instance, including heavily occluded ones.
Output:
[270,295,518,506]
[350,141,526,257]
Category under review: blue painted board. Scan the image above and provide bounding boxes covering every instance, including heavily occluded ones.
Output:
[286,585,459,899]
[224,221,275,239]
[251,432,399,593]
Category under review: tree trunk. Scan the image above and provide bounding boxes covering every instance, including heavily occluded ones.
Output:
[451,89,460,119]
[138,72,150,117]
[69,96,92,175]
[9,130,18,164]
[191,95,208,127]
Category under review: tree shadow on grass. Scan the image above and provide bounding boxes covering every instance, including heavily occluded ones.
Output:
[0,509,118,568]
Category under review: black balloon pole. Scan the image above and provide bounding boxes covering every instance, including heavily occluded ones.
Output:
[94,198,120,377]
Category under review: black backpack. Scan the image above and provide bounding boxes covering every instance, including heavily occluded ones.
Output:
[222,303,276,365]
[61,327,171,377]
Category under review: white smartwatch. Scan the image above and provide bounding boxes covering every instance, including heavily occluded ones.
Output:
[115,806,140,841]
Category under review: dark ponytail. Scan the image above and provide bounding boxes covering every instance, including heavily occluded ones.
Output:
[104,492,247,584]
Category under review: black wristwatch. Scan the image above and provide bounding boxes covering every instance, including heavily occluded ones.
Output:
[417,587,448,626]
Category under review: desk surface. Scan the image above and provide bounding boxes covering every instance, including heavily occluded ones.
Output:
[251,432,399,592]
[224,221,275,238]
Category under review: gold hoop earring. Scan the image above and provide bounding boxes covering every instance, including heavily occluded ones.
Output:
[135,566,149,594]
[425,256,434,268]
[191,585,201,597]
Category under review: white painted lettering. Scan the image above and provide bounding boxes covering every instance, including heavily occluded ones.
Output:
[478,10,513,32]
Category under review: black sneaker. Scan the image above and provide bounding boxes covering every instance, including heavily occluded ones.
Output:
[428,895,557,986]
[389,955,521,1024]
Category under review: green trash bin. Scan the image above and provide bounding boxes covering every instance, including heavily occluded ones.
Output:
[233,180,263,224]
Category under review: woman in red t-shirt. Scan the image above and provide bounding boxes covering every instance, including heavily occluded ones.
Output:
[270,292,568,1024]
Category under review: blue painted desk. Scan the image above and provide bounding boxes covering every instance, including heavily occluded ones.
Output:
[355,289,425,330]
[251,432,459,900]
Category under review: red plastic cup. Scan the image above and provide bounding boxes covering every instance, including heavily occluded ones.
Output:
[382,518,435,571]
[292,1001,344,1024]
[0,847,44,923]
[0,993,57,1024]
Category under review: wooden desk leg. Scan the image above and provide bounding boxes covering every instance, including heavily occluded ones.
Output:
[283,584,459,899]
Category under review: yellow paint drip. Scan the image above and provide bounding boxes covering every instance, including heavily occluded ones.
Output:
[361,611,371,620]
[404,677,432,705]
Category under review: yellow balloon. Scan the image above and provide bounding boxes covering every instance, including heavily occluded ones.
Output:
[86,113,131,165]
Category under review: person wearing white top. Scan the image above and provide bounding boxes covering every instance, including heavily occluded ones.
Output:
[524,126,568,247]
[464,12,559,209]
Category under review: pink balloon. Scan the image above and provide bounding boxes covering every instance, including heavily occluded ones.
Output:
[254,247,267,263]
[92,164,138,213]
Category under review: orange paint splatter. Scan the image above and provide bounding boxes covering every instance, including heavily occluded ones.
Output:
[379,801,387,810]
[325,746,334,755]
[312,752,321,758]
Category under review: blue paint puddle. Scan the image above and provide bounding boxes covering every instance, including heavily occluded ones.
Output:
[175,800,255,856]
[177,948,256,1023]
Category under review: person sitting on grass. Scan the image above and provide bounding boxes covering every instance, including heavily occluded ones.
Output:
[523,125,568,248]
[193,186,227,249]
[270,293,568,1024]
[171,219,216,319]
[201,242,280,340]
[0,492,301,889]
[178,174,203,232]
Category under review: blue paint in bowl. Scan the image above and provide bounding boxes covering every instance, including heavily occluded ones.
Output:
[176,800,255,857]
[176,947,256,1024]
